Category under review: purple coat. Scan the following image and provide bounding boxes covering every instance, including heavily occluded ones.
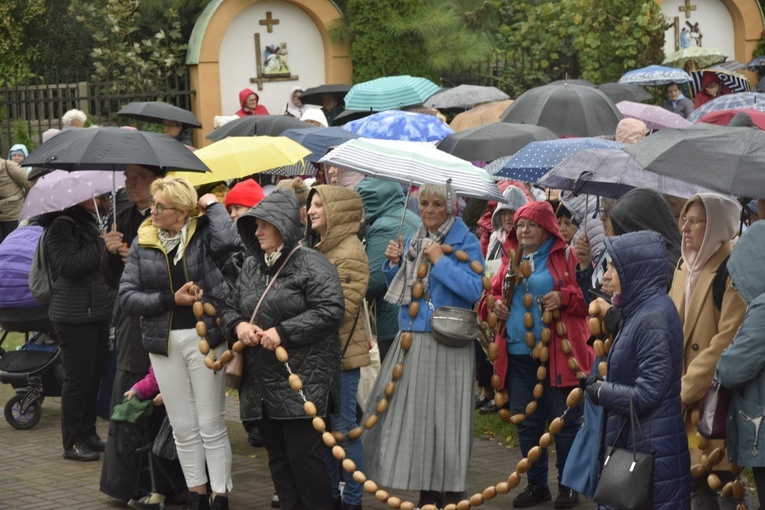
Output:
[0,225,44,308]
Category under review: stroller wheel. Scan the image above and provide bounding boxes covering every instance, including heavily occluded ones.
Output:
[5,393,42,430]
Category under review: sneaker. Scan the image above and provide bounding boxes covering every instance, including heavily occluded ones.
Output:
[512,483,551,508]
[83,434,106,452]
[474,394,491,409]
[63,442,100,462]
[554,485,579,509]
[479,399,499,414]
[128,493,166,510]
[270,493,280,508]
[183,493,210,510]
[210,495,229,510]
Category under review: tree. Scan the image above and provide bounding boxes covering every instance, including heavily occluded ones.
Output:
[0,0,46,85]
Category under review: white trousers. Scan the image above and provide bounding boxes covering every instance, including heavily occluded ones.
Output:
[150,329,233,494]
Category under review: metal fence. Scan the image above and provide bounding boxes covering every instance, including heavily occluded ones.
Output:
[439,54,509,89]
[0,71,194,156]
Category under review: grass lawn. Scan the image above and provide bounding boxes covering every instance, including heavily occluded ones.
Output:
[0,331,26,352]
[474,409,519,447]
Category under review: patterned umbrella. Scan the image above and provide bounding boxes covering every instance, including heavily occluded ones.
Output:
[616,101,692,131]
[318,138,504,201]
[686,92,765,122]
[343,110,454,142]
[344,75,441,111]
[424,85,510,110]
[489,138,625,183]
[618,65,692,86]
[449,100,514,132]
[744,55,765,70]
[690,68,751,96]
[662,47,727,70]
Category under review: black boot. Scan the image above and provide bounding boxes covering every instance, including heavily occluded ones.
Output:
[183,493,210,510]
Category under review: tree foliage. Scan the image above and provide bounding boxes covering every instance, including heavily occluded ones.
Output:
[0,0,46,85]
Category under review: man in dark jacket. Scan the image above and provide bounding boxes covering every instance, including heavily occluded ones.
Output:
[355,177,420,361]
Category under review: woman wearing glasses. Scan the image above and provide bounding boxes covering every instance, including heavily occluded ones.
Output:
[483,201,592,508]
[120,177,239,510]
[669,194,747,510]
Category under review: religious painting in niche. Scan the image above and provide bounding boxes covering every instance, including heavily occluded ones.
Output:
[264,43,290,76]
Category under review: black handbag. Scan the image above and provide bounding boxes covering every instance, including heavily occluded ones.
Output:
[593,397,655,510]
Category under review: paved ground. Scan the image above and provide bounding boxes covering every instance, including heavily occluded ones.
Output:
[0,381,596,510]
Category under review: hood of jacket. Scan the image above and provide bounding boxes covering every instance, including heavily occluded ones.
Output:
[560,190,605,261]
[680,193,739,272]
[238,88,258,109]
[605,231,668,317]
[8,144,28,160]
[510,200,565,245]
[355,177,405,225]
[305,185,362,253]
[491,185,529,232]
[609,187,681,273]
[237,189,302,264]
[728,220,765,304]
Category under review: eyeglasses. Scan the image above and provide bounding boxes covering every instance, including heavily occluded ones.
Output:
[598,207,607,219]
[515,221,540,231]
[681,217,707,229]
[149,200,176,214]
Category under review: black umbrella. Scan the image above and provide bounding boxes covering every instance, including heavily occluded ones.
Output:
[206,115,309,141]
[330,109,377,126]
[299,84,351,106]
[25,127,209,178]
[117,101,202,128]
[624,123,765,198]
[549,79,597,88]
[597,83,653,104]
[500,83,622,137]
[437,123,557,161]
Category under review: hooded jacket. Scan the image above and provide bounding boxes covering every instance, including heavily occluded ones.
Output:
[560,191,605,265]
[355,177,420,343]
[598,231,690,510]
[220,190,344,420]
[234,88,269,117]
[479,201,593,388]
[669,193,745,469]
[484,186,528,274]
[0,158,31,222]
[694,73,731,108]
[716,221,765,467]
[119,206,239,355]
[306,185,370,370]
[7,143,28,161]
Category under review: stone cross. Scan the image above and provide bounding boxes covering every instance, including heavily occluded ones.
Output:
[259,12,279,33]
[679,0,696,19]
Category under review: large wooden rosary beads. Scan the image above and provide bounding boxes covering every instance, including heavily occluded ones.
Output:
[192,289,237,371]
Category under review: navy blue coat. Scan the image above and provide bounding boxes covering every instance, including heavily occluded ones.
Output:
[598,231,690,510]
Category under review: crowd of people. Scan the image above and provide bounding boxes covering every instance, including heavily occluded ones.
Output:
[0,81,764,510]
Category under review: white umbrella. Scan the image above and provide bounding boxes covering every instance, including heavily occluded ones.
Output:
[318,138,504,202]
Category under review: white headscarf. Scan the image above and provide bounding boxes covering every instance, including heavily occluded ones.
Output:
[285,87,304,118]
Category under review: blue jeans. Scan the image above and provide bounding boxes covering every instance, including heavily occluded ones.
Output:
[508,354,582,488]
[322,368,363,505]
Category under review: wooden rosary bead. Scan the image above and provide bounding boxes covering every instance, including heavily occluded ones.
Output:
[524,312,534,328]
[196,321,207,337]
[199,339,210,355]
[540,327,551,343]
[441,244,454,254]
[312,417,326,432]
[488,342,499,361]
[491,374,501,389]
[289,373,303,391]
[482,276,492,291]
[322,432,336,447]
[516,458,531,474]
[537,365,547,381]
[507,472,521,488]
[470,260,484,274]
[588,301,601,317]
[566,388,584,408]
[520,259,532,278]
[417,263,428,279]
[494,392,506,409]
[589,317,602,336]
[342,458,356,473]
[388,496,402,508]
[498,408,511,421]
[219,350,233,363]
[304,401,317,416]
[193,301,204,319]
[560,338,572,354]
[375,489,389,502]
[376,398,389,413]
[232,340,245,353]
[539,432,553,448]
[364,414,378,429]
[527,446,543,462]
[510,414,525,425]
[707,473,722,491]
[392,364,404,380]
[549,417,564,435]
[542,310,553,325]
[533,383,544,399]
[496,481,510,494]
[364,480,378,494]
[352,470,366,484]
[455,250,470,262]
[384,381,396,398]
[211,360,222,371]
[486,294,495,309]
[525,332,536,347]
[408,302,419,318]
[487,313,498,329]
[593,339,605,358]
[526,400,538,415]
[348,427,363,440]
[524,293,534,309]
[275,346,289,363]
[203,356,214,369]
[412,282,423,299]
[332,445,346,460]
[469,493,484,506]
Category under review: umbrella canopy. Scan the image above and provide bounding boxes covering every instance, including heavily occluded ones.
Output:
[618,65,692,86]
[343,110,454,142]
[343,75,441,111]
[317,138,504,201]
[624,124,765,198]
[20,170,126,221]
[424,85,510,109]
[537,148,718,200]
[330,109,377,126]
[500,83,622,137]
[662,47,727,69]
[690,68,751,95]
[715,60,747,73]
[299,84,351,106]
[616,101,692,131]
[281,127,360,162]
[205,115,309,141]
[437,123,556,161]
[171,136,311,186]
[686,92,765,122]
[489,138,625,183]
[697,109,765,130]
[745,55,765,70]
[549,79,597,88]
[117,101,201,128]
[449,100,514,132]
[597,83,653,104]
[25,127,209,178]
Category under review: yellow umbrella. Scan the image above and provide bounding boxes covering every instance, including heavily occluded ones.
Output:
[171,136,311,186]
[449,99,514,132]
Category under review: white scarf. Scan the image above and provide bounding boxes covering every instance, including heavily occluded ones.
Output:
[158,218,191,266]
[265,244,285,267]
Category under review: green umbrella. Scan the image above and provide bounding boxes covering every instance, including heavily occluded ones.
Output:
[110,397,154,423]
[662,47,727,70]
[344,75,440,111]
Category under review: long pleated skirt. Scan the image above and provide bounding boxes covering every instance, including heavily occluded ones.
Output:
[362,330,475,492]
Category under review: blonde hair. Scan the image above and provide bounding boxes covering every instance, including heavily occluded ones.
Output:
[150,176,198,213]
[276,177,310,208]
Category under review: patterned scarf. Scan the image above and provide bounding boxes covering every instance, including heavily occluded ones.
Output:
[157,218,191,266]
[264,244,285,267]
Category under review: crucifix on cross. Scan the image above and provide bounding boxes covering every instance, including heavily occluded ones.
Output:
[679,0,696,19]
[259,12,279,33]
[249,33,299,91]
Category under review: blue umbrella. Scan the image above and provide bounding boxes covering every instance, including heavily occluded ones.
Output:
[687,92,765,122]
[489,138,625,183]
[343,110,454,142]
[618,65,692,86]
[344,75,441,111]
[281,127,360,162]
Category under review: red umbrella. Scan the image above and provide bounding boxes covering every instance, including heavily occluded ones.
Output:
[697,108,765,130]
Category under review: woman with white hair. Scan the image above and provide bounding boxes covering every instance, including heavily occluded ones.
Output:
[61,109,87,128]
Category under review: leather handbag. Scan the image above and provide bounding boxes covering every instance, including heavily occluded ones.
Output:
[225,245,301,390]
[593,397,655,510]
[430,306,480,348]
[697,378,730,440]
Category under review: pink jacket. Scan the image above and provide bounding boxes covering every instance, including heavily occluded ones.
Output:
[131,366,159,400]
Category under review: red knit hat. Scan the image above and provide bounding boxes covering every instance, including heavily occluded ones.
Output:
[225,179,265,209]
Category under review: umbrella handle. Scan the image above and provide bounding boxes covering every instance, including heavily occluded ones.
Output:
[397,180,413,241]
[93,197,103,230]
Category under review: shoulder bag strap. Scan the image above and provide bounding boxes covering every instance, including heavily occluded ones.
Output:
[340,305,362,361]
[248,245,301,324]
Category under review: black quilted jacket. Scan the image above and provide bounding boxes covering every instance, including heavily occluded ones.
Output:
[220,190,344,421]
[119,204,239,355]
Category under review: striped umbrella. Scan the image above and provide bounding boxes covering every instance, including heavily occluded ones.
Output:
[343,75,441,111]
[317,138,504,201]
[690,68,751,96]
[687,92,765,122]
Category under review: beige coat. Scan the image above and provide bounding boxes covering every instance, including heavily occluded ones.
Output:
[670,242,746,467]
[0,159,31,222]
[308,185,370,371]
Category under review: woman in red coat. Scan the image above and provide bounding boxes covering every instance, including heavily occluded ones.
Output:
[693,73,731,108]
[234,88,269,116]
